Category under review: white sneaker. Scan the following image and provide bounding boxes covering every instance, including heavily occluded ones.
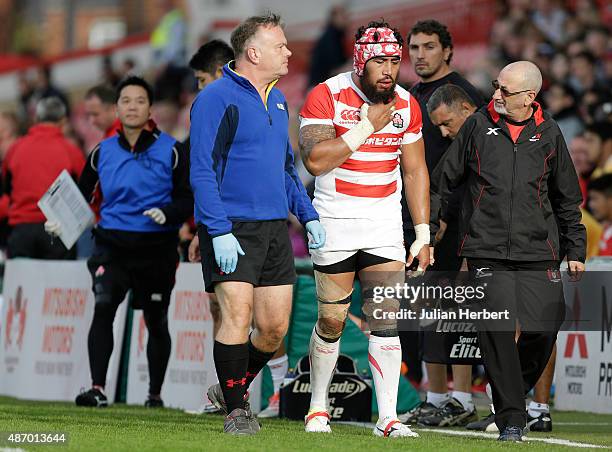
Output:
[305,409,331,433]
[373,417,419,438]
[257,393,280,418]
[184,401,221,415]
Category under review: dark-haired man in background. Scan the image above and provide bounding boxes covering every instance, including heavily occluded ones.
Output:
[189,39,236,91]
[399,19,484,428]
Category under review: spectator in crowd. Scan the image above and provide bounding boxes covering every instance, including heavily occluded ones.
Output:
[569,51,603,95]
[543,82,583,142]
[584,122,612,179]
[568,135,603,259]
[2,97,84,259]
[584,26,609,77]
[549,53,570,82]
[569,135,595,202]
[0,112,21,248]
[574,0,601,26]
[307,5,349,87]
[0,112,20,160]
[530,0,567,45]
[101,54,120,87]
[151,0,188,102]
[30,65,70,117]
[120,58,136,78]
[580,89,611,124]
[153,99,185,140]
[84,85,120,138]
[587,174,612,256]
[46,76,192,408]
[80,85,121,257]
[16,71,34,127]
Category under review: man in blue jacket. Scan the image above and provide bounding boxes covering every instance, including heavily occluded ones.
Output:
[190,13,325,435]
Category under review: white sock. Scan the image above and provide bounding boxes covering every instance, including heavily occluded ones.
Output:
[308,326,340,411]
[527,401,549,417]
[368,335,402,420]
[427,391,451,408]
[267,354,289,394]
[452,390,474,412]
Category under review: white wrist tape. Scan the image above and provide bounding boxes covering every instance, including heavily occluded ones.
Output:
[341,103,375,152]
[409,223,430,262]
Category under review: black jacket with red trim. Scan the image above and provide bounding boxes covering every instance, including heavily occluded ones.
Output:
[430,101,586,263]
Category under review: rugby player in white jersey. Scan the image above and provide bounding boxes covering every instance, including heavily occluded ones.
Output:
[299,20,431,438]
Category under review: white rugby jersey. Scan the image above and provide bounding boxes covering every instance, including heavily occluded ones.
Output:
[299,71,422,219]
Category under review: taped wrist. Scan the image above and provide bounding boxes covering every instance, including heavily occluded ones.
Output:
[341,104,374,152]
[409,223,430,262]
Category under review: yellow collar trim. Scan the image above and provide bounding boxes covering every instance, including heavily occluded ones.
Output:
[228,61,278,107]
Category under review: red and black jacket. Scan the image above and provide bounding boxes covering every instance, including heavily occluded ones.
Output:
[430,101,586,263]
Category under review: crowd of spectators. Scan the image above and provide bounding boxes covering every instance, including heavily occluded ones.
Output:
[0,0,609,260]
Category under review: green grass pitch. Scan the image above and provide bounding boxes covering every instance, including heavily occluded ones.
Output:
[1,396,611,451]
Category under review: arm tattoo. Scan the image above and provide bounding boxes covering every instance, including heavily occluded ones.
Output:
[298,124,337,165]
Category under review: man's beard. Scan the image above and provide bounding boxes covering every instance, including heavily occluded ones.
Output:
[493,102,508,115]
[360,73,396,104]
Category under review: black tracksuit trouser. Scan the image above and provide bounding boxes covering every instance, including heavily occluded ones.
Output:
[466,258,565,430]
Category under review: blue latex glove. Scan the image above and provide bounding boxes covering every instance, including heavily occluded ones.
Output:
[305,220,326,250]
[212,233,245,274]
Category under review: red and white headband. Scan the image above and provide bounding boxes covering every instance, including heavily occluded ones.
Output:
[353,27,402,77]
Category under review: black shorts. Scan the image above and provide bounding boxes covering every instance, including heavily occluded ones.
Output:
[198,220,296,293]
[87,242,178,309]
[313,250,392,274]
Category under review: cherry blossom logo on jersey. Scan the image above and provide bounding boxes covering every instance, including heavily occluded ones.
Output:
[392,112,404,128]
[340,109,361,122]
[354,27,402,77]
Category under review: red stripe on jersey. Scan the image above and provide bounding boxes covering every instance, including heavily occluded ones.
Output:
[339,158,398,173]
[335,179,397,198]
[332,86,364,105]
[358,144,402,153]
[395,96,409,110]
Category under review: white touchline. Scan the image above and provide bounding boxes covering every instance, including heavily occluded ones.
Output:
[417,428,609,449]
[337,422,609,449]
[556,422,612,426]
